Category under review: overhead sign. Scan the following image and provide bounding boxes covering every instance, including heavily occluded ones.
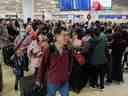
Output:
[59,0,112,11]
[59,0,90,11]
[99,15,128,19]
[91,0,112,10]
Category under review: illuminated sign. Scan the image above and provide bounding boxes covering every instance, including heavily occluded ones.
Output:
[91,0,112,10]
[59,0,90,11]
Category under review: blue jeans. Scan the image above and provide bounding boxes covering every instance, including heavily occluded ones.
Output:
[48,81,69,96]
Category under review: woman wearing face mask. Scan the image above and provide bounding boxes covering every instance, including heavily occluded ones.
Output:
[13,25,32,90]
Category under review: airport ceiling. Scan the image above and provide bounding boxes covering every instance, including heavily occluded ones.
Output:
[113,0,128,10]
[113,0,128,6]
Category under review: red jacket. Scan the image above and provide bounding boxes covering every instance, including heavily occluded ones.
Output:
[36,46,72,85]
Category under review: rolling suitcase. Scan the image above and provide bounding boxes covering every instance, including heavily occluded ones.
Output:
[20,75,47,96]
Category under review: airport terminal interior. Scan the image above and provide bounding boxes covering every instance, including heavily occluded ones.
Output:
[0,0,128,96]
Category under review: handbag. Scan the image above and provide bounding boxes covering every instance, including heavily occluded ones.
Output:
[31,85,46,96]
[20,75,46,96]
[73,53,86,65]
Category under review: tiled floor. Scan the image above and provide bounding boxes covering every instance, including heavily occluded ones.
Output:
[2,65,20,96]
[2,64,128,96]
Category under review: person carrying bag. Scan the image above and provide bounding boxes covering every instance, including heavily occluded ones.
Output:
[11,32,30,90]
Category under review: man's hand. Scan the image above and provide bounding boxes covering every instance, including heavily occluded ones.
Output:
[35,81,43,88]
[35,81,41,87]
[12,68,16,73]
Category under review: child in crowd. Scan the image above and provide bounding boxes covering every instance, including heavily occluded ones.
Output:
[28,33,48,76]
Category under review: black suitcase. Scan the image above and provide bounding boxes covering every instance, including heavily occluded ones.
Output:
[20,75,34,96]
[20,75,47,96]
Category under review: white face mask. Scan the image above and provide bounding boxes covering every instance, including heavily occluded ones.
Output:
[20,31,26,38]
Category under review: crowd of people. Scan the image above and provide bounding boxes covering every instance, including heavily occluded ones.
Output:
[0,18,128,96]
